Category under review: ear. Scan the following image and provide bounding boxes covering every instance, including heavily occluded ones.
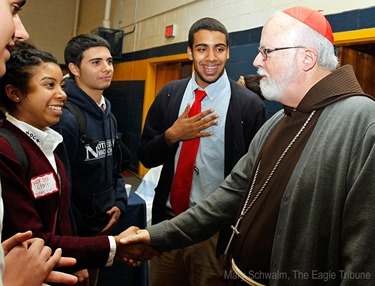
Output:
[302,49,317,71]
[227,47,230,60]
[68,63,80,77]
[187,46,193,61]
[5,84,22,103]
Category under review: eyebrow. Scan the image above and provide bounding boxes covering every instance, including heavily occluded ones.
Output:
[40,76,57,82]
[88,57,113,62]
[194,43,227,48]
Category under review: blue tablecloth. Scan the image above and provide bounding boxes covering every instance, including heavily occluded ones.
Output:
[98,191,148,286]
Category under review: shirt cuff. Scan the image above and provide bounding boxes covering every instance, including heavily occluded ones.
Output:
[106,236,116,267]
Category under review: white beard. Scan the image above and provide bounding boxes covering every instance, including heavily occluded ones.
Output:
[259,75,284,102]
[258,60,299,102]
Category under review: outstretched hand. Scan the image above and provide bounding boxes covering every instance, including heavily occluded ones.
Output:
[120,228,151,245]
[114,226,161,266]
[165,105,218,146]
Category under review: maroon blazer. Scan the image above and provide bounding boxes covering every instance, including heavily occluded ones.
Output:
[0,120,110,270]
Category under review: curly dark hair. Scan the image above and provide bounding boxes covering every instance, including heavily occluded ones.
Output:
[0,41,58,113]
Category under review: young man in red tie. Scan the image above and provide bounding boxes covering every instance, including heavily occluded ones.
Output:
[137,17,267,286]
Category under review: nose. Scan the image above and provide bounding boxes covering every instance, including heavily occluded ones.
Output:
[102,62,113,72]
[14,15,29,41]
[57,88,67,102]
[253,52,263,68]
[206,49,217,61]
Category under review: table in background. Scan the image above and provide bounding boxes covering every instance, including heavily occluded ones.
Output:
[98,191,148,286]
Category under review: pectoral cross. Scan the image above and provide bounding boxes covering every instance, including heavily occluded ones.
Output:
[224,217,242,255]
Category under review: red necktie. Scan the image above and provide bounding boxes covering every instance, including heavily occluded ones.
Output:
[170,89,206,215]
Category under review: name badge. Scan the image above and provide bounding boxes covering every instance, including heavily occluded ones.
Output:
[30,172,58,199]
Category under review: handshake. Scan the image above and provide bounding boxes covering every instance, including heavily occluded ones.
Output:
[114,226,158,266]
[1,227,155,285]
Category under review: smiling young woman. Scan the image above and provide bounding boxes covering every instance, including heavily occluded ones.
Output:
[1,42,66,130]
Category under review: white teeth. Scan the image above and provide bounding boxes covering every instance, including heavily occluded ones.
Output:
[205,66,218,72]
[49,106,62,111]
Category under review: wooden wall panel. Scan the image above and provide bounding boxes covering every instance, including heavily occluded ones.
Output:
[338,46,375,95]
[113,61,148,81]
[155,62,181,96]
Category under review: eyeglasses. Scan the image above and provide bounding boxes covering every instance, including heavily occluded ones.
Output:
[258,46,306,60]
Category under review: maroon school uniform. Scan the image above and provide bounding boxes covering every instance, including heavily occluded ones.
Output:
[0,120,110,270]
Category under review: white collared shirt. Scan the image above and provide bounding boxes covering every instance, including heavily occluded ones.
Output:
[6,114,63,173]
[98,96,106,111]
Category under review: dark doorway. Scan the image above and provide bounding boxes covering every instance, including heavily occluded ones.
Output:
[104,80,145,173]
